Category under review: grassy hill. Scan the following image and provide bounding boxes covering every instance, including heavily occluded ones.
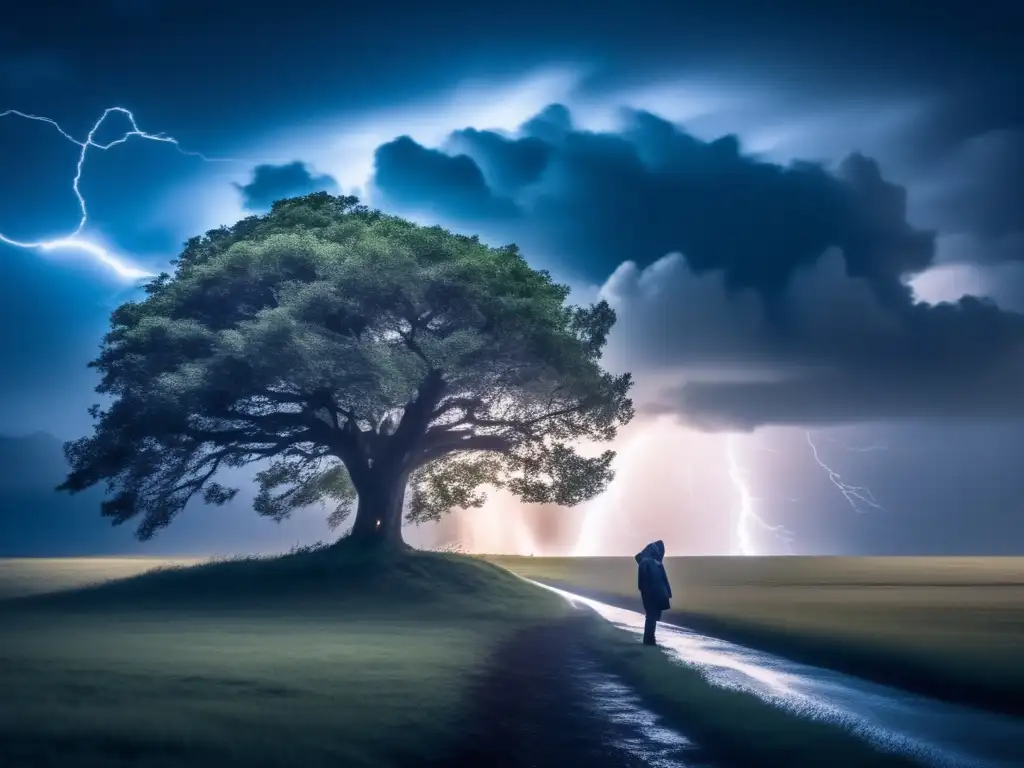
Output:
[0,544,569,767]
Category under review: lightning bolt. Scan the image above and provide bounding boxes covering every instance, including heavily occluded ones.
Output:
[804,431,885,514]
[725,434,794,555]
[1,106,236,280]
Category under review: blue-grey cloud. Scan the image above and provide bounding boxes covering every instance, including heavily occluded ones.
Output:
[927,129,1024,254]
[369,104,1024,429]
[373,136,520,220]
[373,106,934,308]
[602,251,1024,429]
[235,161,339,212]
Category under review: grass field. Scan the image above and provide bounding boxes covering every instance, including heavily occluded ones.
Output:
[0,550,923,767]
[489,555,1024,716]
[0,547,572,768]
[0,557,206,599]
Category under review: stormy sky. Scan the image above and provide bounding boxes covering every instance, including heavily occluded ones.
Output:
[1,0,1022,556]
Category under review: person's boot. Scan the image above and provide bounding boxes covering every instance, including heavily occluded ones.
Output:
[642,624,656,645]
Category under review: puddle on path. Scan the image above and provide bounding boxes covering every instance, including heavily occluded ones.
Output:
[570,652,710,768]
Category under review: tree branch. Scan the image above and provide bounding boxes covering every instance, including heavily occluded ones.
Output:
[398,298,434,367]
[166,451,226,497]
[415,431,512,467]
[429,396,484,423]
[387,369,448,460]
[184,425,300,446]
[458,400,592,435]
[400,331,431,366]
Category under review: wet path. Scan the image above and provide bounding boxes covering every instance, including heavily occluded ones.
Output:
[431,615,707,767]
[536,582,1024,768]
[571,652,710,767]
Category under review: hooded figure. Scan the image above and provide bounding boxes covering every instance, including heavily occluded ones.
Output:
[635,540,672,646]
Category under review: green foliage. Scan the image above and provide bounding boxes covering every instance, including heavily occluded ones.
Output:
[59,193,634,540]
[254,460,358,530]
[407,454,505,524]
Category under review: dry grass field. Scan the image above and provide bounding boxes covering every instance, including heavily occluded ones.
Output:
[0,557,206,600]
[489,555,1024,715]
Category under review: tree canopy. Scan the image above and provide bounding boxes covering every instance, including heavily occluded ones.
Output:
[59,193,635,545]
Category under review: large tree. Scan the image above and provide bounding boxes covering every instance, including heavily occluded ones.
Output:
[59,193,634,547]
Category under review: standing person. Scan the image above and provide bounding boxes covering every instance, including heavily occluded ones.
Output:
[635,540,672,646]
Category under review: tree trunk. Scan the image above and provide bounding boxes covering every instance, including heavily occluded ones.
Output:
[348,470,409,548]
[343,369,446,549]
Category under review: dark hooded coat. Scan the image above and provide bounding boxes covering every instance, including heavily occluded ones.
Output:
[635,540,672,614]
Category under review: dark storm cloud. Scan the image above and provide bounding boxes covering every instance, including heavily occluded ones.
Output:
[603,251,1024,429]
[370,105,1024,429]
[924,132,1024,274]
[927,129,1024,255]
[659,365,1024,431]
[446,128,551,193]
[235,162,339,212]
[373,107,933,305]
[373,137,520,220]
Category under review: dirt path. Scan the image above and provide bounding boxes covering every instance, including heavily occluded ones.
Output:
[428,615,708,768]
